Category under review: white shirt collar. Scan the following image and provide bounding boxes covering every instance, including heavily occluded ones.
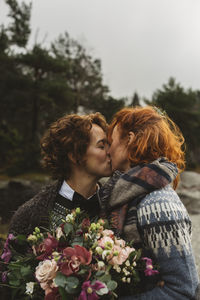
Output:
[59,180,74,201]
[59,180,100,200]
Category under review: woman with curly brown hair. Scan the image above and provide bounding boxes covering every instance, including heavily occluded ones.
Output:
[99,106,199,299]
[9,112,112,235]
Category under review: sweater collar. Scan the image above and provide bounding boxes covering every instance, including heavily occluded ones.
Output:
[99,157,178,210]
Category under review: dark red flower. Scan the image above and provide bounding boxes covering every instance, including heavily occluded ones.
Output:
[45,287,61,300]
[81,218,90,231]
[60,245,92,276]
[37,234,58,260]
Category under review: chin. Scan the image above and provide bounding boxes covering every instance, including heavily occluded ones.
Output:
[103,169,112,177]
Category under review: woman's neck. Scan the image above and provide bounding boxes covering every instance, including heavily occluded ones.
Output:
[66,174,98,199]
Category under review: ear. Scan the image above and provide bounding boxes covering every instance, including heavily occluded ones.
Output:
[127,131,135,146]
[68,152,77,164]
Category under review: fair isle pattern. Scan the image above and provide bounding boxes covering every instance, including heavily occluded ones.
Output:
[137,187,192,257]
[50,202,67,230]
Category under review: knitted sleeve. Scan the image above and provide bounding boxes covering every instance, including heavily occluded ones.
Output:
[9,184,55,236]
[120,186,199,300]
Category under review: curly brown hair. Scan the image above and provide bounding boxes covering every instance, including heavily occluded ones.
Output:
[41,112,107,180]
[109,106,186,189]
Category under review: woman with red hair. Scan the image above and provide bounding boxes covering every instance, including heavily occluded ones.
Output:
[99,106,199,299]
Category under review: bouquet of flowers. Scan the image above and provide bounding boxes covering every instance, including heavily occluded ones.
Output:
[0,208,159,299]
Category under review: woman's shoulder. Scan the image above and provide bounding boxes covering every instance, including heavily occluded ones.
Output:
[137,185,190,224]
[12,180,59,214]
[9,181,60,235]
[139,185,182,206]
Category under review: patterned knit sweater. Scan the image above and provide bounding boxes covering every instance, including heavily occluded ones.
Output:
[99,159,199,299]
[124,186,199,299]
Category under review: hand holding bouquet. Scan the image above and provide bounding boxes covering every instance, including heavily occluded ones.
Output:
[0,208,159,299]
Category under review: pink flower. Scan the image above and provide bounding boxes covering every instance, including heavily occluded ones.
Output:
[1,234,15,263]
[102,229,114,238]
[1,247,12,263]
[78,280,106,300]
[98,236,114,249]
[60,245,92,276]
[108,246,134,265]
[35,259,58,288]
[142,257,159,276]
[114,239,126,248]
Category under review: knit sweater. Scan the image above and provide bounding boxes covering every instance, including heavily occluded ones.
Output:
[123,186,199,299]
[99,159,199,299]
[9,180,100,236]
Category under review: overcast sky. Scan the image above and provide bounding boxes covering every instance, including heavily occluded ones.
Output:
[1,0,200,100]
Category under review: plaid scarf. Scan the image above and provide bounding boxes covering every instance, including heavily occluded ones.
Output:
[99,157,178,241]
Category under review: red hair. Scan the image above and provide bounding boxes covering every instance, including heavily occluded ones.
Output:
[109,106,185,188]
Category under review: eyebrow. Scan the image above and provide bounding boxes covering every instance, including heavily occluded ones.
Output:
[96,138,107,145]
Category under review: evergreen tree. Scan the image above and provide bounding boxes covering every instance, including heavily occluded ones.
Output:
[130,92,140,107]
[51,32,110,113]
[146,77,200,167]
[0,1,126,174]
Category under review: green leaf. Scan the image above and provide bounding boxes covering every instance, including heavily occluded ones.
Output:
[96,286,109,296]
[20,265,32,277]
[8,270,21,280]
[55,273,79,295]
[71,236,83,246]
[64,276,79,294]
[107,280,118,291]
[135,249,142,261]
[95,270,105,277]
[77,268,88,275]
[58,287,68,300]
[98,274,111,283]
[9,279,21,286]
[55,272,69,288]
[64,223,73,236]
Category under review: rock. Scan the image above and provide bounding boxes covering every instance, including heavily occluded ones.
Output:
[0,179,46,223]
[177,171,200,214]
[190,214,200,278]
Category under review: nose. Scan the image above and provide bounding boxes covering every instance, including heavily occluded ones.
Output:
[105,143,110,155]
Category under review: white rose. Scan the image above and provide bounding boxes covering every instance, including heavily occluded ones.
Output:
[25,282,34,295]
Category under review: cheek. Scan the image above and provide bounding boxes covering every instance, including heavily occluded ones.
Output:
[99,151,107,162]
[93,150,107,163]
[109,143,118,157]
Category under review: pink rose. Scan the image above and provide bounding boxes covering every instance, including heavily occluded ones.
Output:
[35,259,58,286]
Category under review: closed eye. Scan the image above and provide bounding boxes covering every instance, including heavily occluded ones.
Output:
[99,145,105,149]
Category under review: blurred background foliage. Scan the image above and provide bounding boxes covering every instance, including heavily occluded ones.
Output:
[0,0,200,177]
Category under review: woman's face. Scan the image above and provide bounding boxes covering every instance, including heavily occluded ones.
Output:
[83,124,112,179]
[108,125,131,172]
